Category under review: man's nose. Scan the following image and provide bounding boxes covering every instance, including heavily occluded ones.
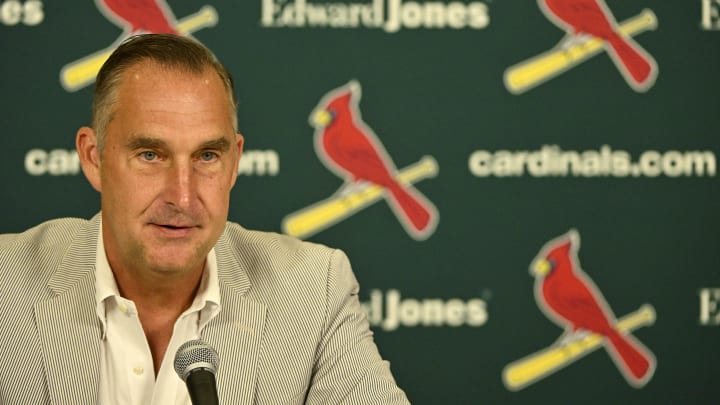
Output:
[165,160,196,209]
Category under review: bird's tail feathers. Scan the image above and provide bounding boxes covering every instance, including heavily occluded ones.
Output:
[606,33,654,86]
[386,183,434,233]
[606,329,654,384]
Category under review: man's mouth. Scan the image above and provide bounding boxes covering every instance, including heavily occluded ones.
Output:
[149,223,198,236]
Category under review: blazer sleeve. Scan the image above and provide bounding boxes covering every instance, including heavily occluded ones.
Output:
[304,249,411,404]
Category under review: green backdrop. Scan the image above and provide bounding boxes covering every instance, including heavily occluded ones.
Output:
[2,0,719,403]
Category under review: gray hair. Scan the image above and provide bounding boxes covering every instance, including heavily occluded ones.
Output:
[92,34,237,153]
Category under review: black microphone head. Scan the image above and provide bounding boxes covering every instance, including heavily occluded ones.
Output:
[174,339,220,381]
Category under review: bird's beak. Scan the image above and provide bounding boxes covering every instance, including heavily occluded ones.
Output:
[531,259,552,277]
[312,109,333,128]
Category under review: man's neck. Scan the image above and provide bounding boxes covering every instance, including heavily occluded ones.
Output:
[113,265,203,311]
[111,263,206,375]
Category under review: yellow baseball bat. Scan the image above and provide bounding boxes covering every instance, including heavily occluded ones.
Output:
[282,156,438,239]
[60,5,218,92]
[502,304,656,391]
[504,9,658,94]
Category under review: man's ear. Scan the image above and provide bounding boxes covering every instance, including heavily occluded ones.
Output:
[76,126,102,192]
[231,133,244,187]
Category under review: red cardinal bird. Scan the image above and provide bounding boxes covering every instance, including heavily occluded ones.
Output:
[97,0,177,34]
[310,81,437,239]
[540,0,656,90]
[531,230,655,386]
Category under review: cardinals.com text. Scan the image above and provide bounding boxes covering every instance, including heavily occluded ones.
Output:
[468,145,716,178]
[24,148,280,176]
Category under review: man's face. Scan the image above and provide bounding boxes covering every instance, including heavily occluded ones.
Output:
[97,61,242,279]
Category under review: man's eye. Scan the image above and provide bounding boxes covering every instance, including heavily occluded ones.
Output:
[141,151,157,161]
[200,151,218,161]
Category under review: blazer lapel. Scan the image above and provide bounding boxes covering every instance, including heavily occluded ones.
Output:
[34,216,101,404]
[203,232,267,404]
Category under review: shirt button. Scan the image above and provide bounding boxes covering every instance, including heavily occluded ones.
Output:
[118,303,128,313]
[133,366,144,375]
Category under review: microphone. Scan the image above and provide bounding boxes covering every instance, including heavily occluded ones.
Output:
[174,339,220,405]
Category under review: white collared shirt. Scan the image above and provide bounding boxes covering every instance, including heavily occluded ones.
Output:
[94,224,222,405]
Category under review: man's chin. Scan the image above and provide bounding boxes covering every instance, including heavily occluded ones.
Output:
[145,261,203,277]
[143,247,208,275]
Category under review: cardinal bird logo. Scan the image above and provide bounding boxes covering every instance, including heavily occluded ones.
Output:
[502,230,657,391]
[504,1,658,94]
[60,2,218,92]
[281,81,439,241]
[96,0,178,34]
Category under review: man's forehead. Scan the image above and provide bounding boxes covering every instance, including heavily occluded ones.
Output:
[120,61,216,90]
[108,60,238,132]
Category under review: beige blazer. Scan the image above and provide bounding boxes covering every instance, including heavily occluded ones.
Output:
[0,214,409,404]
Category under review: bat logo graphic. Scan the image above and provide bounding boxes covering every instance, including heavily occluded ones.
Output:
[504,1,658,94]
[59,1,218,92]
[502,230,656,390]
[281,81,439,241]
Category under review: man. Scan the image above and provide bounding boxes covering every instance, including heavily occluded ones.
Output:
[0,34,409,404]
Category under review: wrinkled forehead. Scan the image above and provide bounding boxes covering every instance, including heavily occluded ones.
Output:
[118,61,220,96]
[112,61,237,128]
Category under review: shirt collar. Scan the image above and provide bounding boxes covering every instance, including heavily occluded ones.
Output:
[94,218,221,338]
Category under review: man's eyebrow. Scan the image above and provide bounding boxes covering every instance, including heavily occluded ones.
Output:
[124,136,231,151]
[198,137,231,151]
[126,136,168,150]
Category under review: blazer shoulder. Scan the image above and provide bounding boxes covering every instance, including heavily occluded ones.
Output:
[222,221,337,258]
[1,217,91,252]
[0,217,94,280]
[219,221,345,283]
[0,217,96,303]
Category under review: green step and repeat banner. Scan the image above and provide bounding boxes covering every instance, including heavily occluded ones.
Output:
[2,0,719,403]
